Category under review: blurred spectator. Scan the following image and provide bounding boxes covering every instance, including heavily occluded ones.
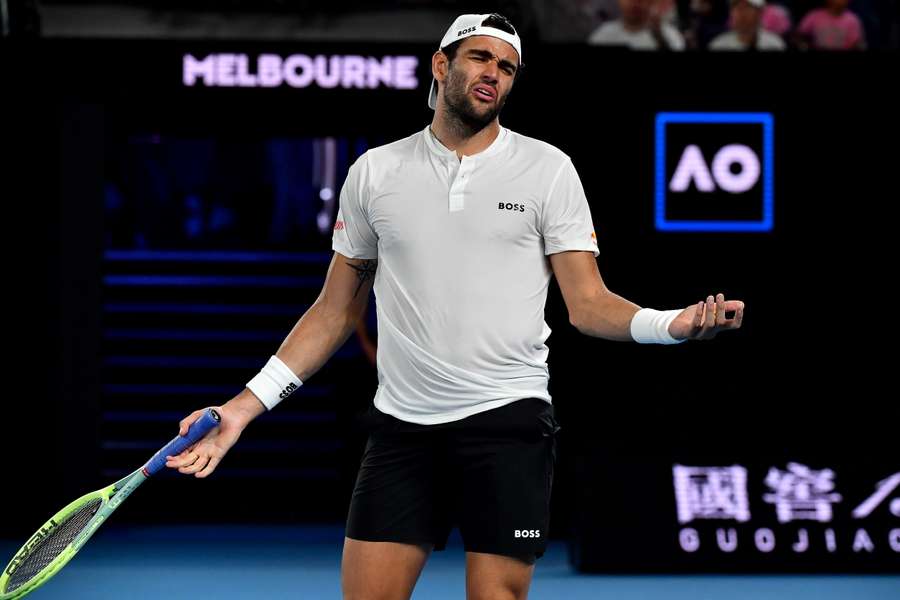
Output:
[537,0,619,42]
[682,0,731,49]
[585,0,626,24]
[710,0,788,49]
[759,2,794,35]
[795,0,867,49]
[587,0,687,48]
[656,0,682,25]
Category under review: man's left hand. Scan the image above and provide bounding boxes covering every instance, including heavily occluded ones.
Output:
[668,293,745,341]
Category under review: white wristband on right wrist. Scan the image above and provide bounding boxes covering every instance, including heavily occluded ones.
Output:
[630,308,685,345]
[246,355,303,410]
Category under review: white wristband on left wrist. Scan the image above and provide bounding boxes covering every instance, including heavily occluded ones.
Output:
[630,308,685,345]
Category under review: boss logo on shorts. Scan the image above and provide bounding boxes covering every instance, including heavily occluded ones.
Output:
[514,529,541,538]
[498,202,526,213]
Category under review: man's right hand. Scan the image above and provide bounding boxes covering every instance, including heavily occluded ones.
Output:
[164,391,265,478]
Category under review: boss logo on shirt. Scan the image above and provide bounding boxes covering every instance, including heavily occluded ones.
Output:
[514,529,541,538]
[498,202,526,213]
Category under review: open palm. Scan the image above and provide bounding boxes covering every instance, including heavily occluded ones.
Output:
[668,293,745,341]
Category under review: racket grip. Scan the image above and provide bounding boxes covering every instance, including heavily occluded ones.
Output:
[142,408,221,476]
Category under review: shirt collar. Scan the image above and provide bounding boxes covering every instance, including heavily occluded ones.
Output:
[424,124,509,162]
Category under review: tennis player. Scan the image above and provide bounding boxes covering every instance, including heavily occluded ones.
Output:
[167,13,745,600]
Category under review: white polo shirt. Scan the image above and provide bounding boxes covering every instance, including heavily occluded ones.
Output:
[332,124,598,424]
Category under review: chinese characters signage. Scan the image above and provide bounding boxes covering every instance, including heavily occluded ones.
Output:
[674,463,900,556]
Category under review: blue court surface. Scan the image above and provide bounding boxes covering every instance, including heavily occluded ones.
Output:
[1,525,897,599]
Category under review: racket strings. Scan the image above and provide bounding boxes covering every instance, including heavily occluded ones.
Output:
[5,498,102,593]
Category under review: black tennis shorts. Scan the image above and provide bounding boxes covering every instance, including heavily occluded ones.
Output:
[345,397,561,564]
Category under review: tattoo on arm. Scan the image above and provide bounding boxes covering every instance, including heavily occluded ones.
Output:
[347,260,377,298]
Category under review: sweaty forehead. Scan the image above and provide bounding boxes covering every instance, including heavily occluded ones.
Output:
[458,36,520,65]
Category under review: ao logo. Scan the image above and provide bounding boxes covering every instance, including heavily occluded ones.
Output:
[669,144,760,194]
[655,112,774,233]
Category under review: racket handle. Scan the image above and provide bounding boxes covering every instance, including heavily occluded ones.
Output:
[142,408,221,476]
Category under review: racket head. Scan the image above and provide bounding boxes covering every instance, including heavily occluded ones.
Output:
[0,476,125,599]
[1,409,218,598]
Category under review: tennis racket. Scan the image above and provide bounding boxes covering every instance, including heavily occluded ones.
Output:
[0,408,221,599]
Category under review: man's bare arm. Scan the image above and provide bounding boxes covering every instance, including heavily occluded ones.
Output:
[277,253,377,380]
[549,250,639,341]
[549,250,744,343]
[226,252,377,420]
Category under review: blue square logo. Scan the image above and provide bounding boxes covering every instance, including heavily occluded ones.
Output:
[655,112,774,232]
